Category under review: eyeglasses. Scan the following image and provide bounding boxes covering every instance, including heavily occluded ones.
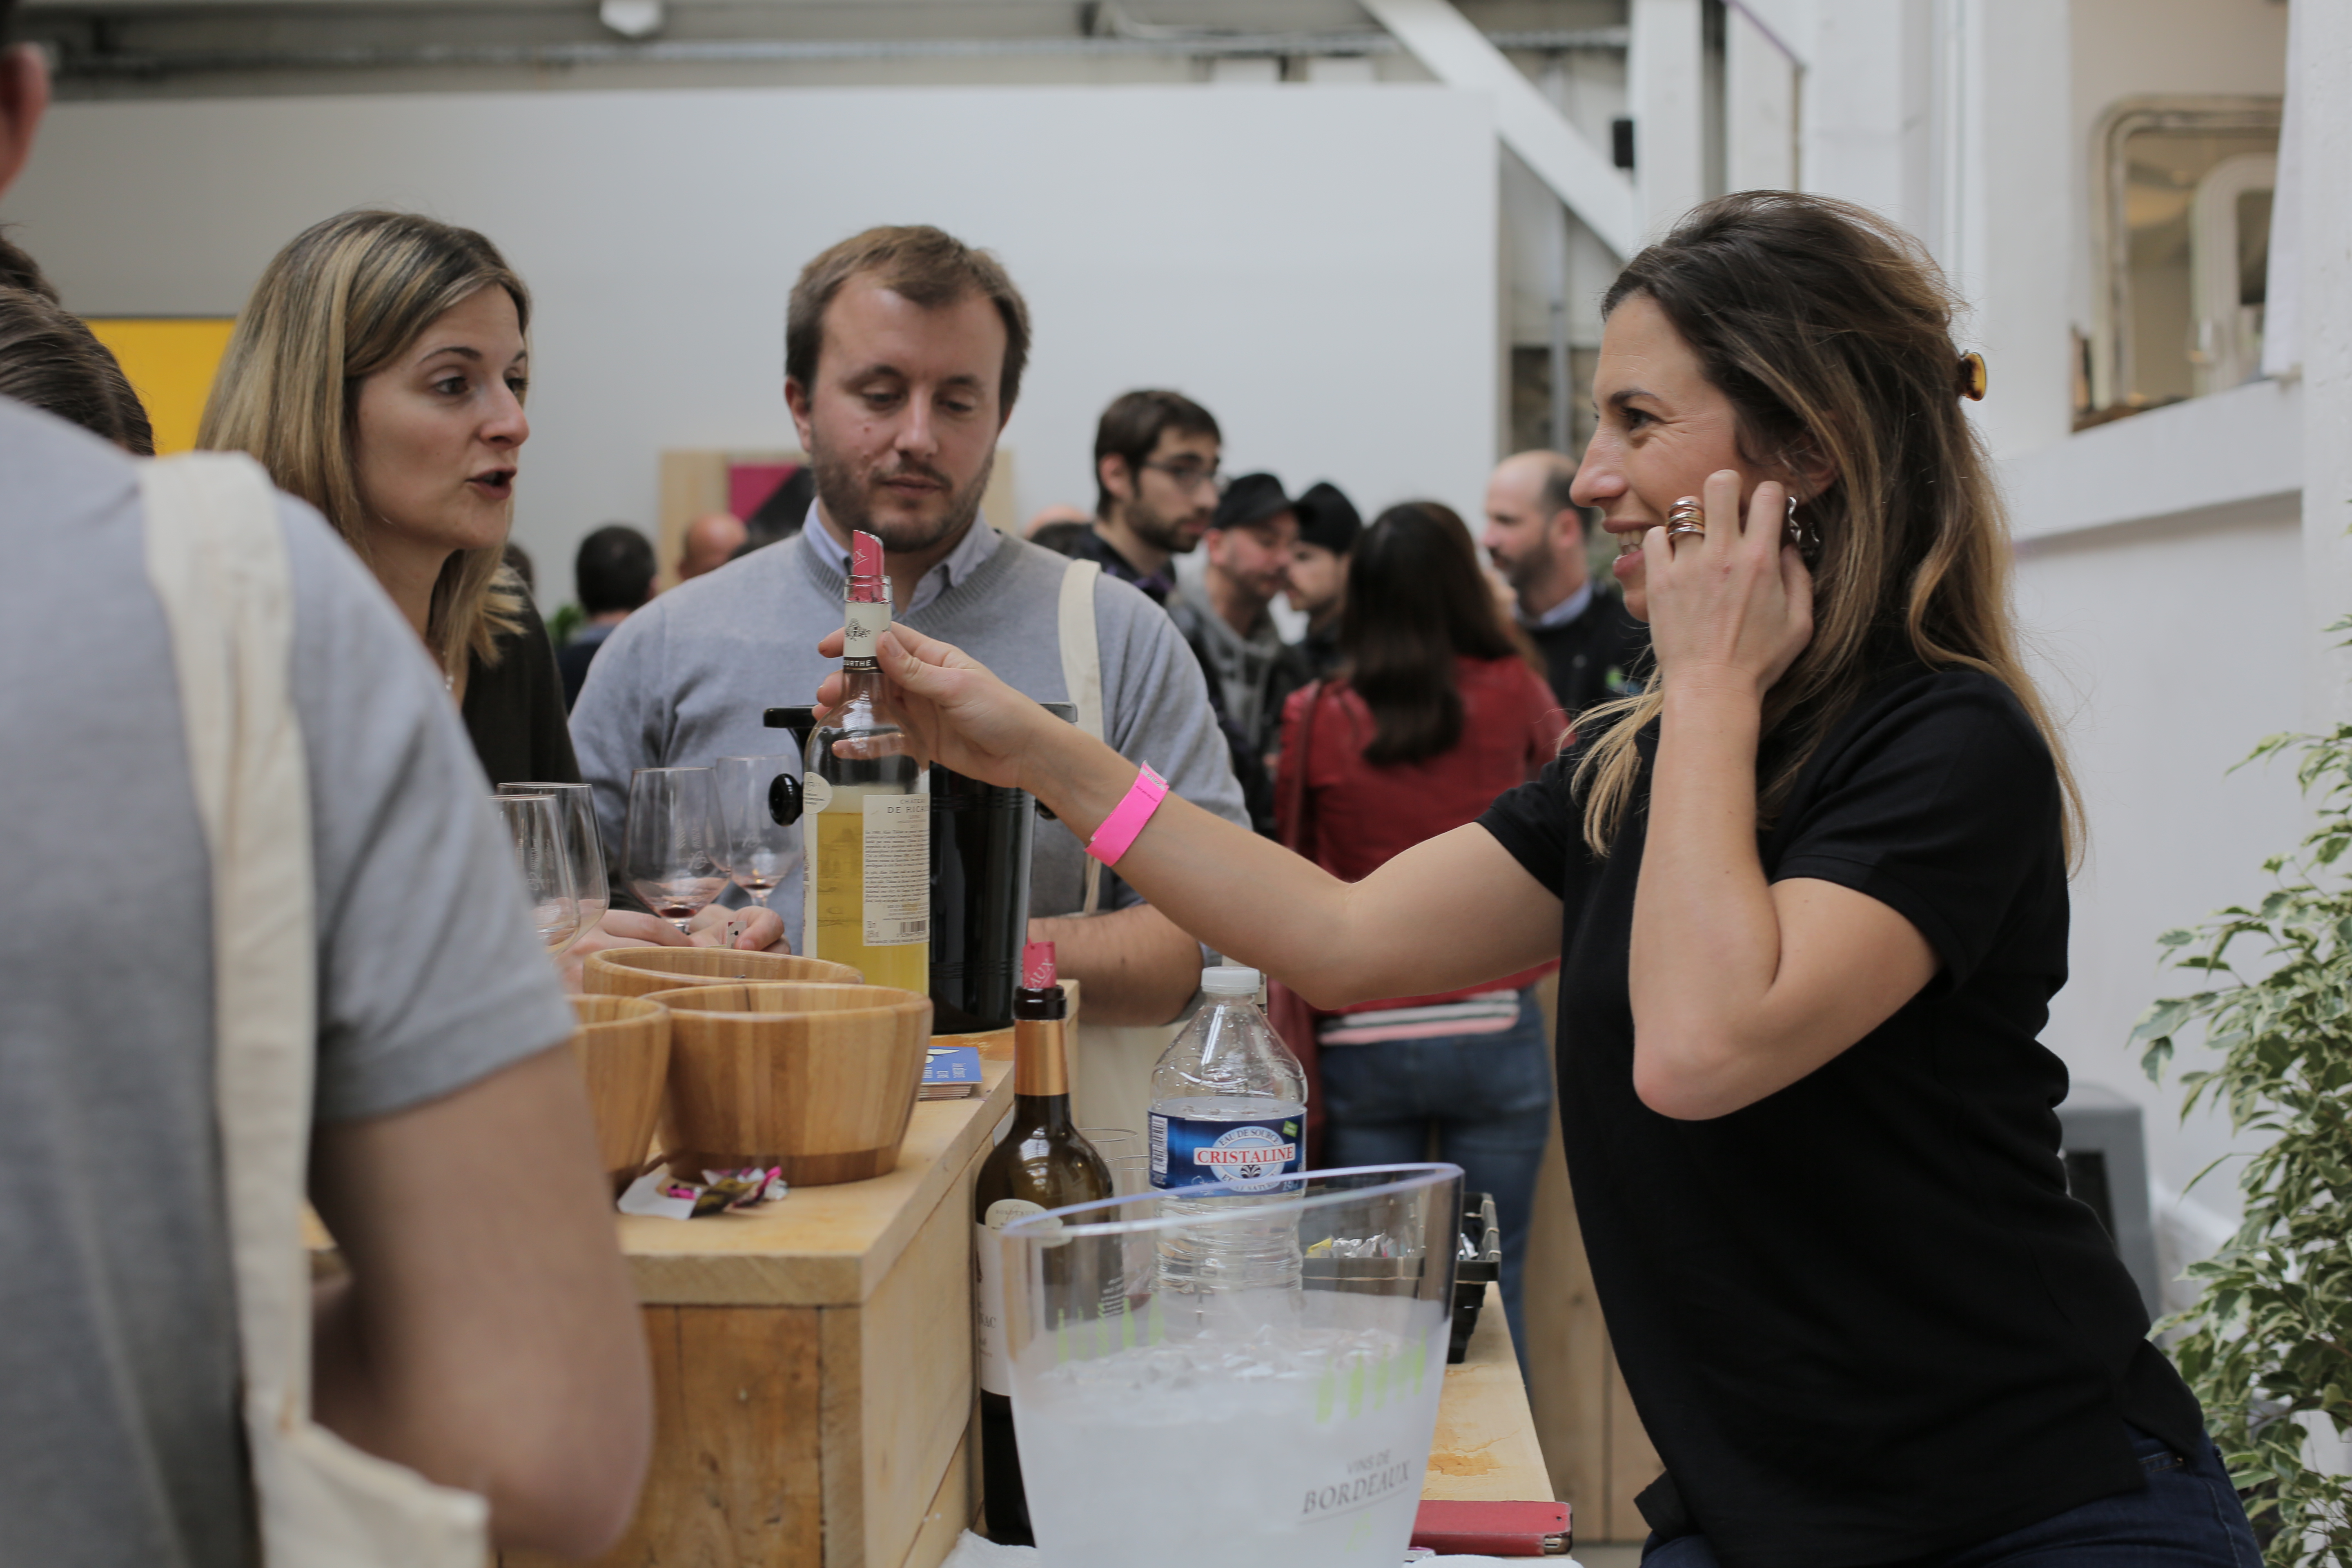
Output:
[1140,459,1223,494]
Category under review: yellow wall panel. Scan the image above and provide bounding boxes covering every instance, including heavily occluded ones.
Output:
[82,318,236,456]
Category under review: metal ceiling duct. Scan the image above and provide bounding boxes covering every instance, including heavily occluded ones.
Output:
[48,24,1626,78]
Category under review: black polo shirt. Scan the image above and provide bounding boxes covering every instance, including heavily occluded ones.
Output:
[1477,664,2202,1568]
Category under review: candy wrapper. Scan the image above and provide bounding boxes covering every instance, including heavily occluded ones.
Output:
[617,1163,789,1219]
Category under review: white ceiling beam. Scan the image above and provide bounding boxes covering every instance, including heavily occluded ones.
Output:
[1361,0,1640,258]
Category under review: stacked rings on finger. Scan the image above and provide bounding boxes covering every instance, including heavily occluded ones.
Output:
[1666,498,1706,541]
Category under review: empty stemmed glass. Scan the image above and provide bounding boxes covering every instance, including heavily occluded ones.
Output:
[500,781,609,938]
[713,755,801,911]
[624,766,729,935]
[492,791,582,954]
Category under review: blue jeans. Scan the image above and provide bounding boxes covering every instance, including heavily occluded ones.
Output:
[1639,1427,2261,1567]
[1316,987,1554,1359]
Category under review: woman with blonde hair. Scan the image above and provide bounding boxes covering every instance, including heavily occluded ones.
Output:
[815,192,2259,1565]
[200,209,570,786]
[205,210,784,964]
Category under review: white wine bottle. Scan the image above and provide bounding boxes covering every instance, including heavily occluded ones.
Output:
[802,530,929,992]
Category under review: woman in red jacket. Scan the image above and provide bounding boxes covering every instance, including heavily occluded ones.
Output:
[1275,501,1570,1352]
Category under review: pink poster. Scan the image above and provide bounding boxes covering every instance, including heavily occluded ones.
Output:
[728,462,799,522]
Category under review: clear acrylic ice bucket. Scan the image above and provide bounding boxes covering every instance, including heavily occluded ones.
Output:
[996,1164,1463,1568]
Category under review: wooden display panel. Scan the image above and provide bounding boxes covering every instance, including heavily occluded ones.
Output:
[1521,975,1664,1543]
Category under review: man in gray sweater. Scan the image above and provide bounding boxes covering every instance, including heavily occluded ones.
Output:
[571,225,1246,1026]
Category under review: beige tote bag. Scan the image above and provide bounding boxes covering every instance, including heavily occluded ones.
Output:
[1057,559,1189,1136]
[141,453,491,1566]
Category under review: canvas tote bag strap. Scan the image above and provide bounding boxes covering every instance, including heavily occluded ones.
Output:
[1056,557,1106,915]
[139,454,488,1565]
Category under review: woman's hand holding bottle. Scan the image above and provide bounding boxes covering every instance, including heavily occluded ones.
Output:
[812,622,1074,799]
[1641,470,1815,702]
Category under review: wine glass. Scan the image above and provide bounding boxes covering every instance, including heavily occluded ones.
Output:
[714,755,802,911]
[500,781,609,937]
[624,766,729,936]
[493,792,582,954]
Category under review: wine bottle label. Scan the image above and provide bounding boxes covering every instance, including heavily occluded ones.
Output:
[843,599,891,660]
[800,774,834,814]
[862,793,929,947]
[974,1201,1052,1396]
[1149,1113,1304,1194]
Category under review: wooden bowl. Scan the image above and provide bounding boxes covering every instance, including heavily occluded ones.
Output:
[568,994,670,1194]
[584,946,862,999]
[644,982,932,1187]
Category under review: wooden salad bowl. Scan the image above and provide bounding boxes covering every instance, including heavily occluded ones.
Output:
[584,945,862,999]
[567,994,671,1194]
[641,982,933,1187]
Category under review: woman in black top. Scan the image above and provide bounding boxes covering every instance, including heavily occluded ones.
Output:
[815,194,2259,1567]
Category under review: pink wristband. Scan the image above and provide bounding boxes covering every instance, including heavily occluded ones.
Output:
[1084,764,1170,866]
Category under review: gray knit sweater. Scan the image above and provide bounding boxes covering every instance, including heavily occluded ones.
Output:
[569,524,1248,950]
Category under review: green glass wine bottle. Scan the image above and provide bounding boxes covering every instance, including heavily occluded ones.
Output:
[971,942,1109,1545]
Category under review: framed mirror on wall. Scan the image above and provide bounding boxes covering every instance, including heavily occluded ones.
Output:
[2085,96,2280,428]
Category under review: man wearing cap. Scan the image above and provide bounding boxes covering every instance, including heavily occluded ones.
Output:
[1482,448,1644,719]
[1285,480,1361,679]
[1168,473,1315,834]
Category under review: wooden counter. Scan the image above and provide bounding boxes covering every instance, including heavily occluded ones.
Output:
[1427,1284,1554,1504]
[506,1058,1017,1568]
[314,1052,1550,1565]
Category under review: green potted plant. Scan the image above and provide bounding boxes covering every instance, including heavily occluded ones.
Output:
[2134,702,2352,1566]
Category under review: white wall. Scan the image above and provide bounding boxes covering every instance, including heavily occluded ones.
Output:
[2013,497,2303,1236]
[1,83,1499,579]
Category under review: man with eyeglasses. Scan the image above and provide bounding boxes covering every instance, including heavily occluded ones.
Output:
[1050,388,1224,605]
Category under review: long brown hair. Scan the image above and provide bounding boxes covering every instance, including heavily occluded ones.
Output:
[1572,192,2080,861]
[1339,501,1529,765]
[198,209,530,686]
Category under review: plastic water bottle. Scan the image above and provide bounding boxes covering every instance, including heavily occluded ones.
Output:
[1149,966,1309,1294]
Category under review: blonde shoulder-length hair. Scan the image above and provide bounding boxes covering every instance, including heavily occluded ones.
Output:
[1573,192,2081,865]
[198,209,531,688]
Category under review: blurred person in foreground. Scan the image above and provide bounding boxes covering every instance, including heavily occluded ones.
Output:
[812,192,2259,1567]
[199,208,782,962]
[677,509,746,579]
[0,234,155,453]
[560,522,656,709]
[1057,387,1222,605]
[1275,501,1566,1352]
[0,18,650,1564]
[1484,448,1645,719]
[1285,479,1361,679]
[570,225,1245,1027]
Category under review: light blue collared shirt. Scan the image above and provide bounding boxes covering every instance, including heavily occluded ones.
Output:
[1521,579,1594,631]
[809,503,1002,617]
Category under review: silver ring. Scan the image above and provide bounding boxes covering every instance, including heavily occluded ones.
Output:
[1666,498,1705,541]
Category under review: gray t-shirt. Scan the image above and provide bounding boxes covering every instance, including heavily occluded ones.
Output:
[0,401,577,1567]
[569,522,1248,949]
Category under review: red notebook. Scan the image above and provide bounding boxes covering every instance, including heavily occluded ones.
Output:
[1411,1499,1573,1557]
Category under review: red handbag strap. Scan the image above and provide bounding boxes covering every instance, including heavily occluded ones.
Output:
[1279,680,1322,862]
